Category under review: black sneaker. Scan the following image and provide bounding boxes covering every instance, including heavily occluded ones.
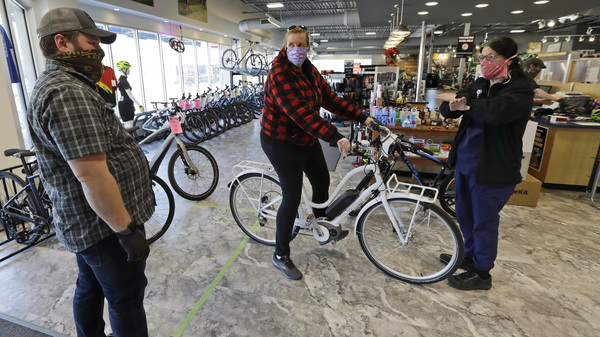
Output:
[272,254,302,280]
[448,271,492,291]
[439,253,474,270]
[319,230,349,245]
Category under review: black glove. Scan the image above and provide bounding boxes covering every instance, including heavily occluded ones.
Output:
[116,224,150,262]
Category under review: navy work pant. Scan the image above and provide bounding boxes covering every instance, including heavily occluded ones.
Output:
[261,133,330,257]
[454,171,515,272]
[73,233,148,337]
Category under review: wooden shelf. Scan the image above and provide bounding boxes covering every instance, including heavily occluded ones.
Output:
[389,125,458,138]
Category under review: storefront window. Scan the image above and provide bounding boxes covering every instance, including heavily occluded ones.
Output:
[138,31,165,106]
[109,26,144,108]
[196,41,210,93]
[209,43,225,88]
[181,38,196,97]
[162,34,183,101]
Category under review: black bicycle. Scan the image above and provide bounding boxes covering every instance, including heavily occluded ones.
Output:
[0,149,174,247]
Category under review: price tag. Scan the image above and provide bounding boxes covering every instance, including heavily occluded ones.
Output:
[169,116,183,134]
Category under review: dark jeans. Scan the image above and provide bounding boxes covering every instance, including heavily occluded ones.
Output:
[73,234,148,337]
[261,133,330,256]
[454,171,515,272]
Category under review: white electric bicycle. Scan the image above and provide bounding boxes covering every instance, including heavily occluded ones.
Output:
[228,124,464,284]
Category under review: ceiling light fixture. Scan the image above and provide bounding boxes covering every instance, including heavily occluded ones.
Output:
[554,36,560,42]
[511,10,524,14]
[538,20,546,29]
[266,2,284,8]
[475,4,489,8]
[510,30,525,33]
[390,1,411,39]
[579,35,585,42]
[534,0,549,4]
[569,14,580,21]
[461,13,473,17]
[541,37,547,43]
[366,32,376,35]
[547,19,555,27]
[425,2,438,6]
[590,35,596,42]
[310,33,320,36]
[565,36,571,42]
[114,8,120,11]
[265,14,282,27]
[320,39,329,43]
[418,11,429,15]
[558,16,567,24]
[434,30,443,34]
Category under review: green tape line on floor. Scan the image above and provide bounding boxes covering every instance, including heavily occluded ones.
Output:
[173,217,260,336]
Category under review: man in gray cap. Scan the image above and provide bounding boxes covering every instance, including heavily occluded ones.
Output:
[524,57,563,105]
[28,7,154,337]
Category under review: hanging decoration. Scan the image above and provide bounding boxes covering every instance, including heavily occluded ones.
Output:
[169,25,185,53]
[384,47,400,66]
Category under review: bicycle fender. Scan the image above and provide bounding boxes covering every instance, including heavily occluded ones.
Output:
[353,196,383,237]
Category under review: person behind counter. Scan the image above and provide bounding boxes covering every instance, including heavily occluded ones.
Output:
[260,25,373,280]
[523,57,563,105]
[435,36,534,291]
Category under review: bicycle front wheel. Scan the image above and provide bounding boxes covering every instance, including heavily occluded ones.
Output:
[0,172,44,245]
[167,145,219,200]
[439,173,456,217]
[357,197,463,284]
[229,173,299,246]
[245,54,264,76]
[221,49,237,69]
[145,175,175,244]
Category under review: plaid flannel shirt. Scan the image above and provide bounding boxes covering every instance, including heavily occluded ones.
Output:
[27,59,155,253]
[260,47,367,146]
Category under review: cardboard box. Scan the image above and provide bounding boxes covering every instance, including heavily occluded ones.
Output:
[507,173,542,207]
[520,152,532,180]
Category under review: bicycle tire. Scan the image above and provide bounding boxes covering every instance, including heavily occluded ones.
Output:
[221,49,238,69]
[229,172,298,246]
[0,172,44,245]
[132,112,153,141]
[180,114,206,145]
[245,54,264,76]
[357,197,464,284]
[438,173,456,217]
[167,145,219,201]
[145,175,175,244]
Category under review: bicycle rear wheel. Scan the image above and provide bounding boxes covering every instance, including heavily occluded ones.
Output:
[0,172,45,245]
[145,175,175,244]
[229,173,298,246]
[439,173,456,217]
[357,197,463,284]
[245,54,264,76]
[221,49,237,69]
[167,145,219,200]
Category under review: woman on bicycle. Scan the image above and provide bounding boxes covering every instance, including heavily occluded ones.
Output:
[261,25,373,280]
[436,37,534,290]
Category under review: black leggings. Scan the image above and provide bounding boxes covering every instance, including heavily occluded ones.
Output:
[260,133,330,256]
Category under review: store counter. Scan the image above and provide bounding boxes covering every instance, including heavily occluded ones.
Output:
[528,117,600,187]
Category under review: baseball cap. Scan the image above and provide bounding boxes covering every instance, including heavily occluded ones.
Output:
[524,57,546,69]
[37,7,116,44]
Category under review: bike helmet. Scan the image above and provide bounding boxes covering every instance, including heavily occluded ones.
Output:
[116,61,131,70]
[592,108,600,123]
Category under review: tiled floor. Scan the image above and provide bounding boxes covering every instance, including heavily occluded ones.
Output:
[1,119,599,337]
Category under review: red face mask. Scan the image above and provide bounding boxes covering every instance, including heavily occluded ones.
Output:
[480,54,517,80]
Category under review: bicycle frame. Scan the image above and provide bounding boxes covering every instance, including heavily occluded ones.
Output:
[2,174,50,226]
[231,160,439,246]
[138,114,198,176]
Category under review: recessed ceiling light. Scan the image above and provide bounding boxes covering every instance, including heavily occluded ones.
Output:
[510,30,525,33]
[365,32,376,35]
[310,33,320,36]
[434,30,444,34]
[534,0,549,4]
[475,4,489,8]
[461,13,473,16]
[511,10,524,14]
[418,11,429,15]
[320,39,328,43]
[266,2,284,8]
[425,2,438,6]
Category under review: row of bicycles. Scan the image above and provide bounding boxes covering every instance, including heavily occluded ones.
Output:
[0,82,266,259]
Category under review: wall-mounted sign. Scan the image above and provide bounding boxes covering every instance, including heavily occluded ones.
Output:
[529,125,548,171]
[433,53,449,60]
[456,36,474,58]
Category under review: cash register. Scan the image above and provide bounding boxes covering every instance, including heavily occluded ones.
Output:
[535,92,595,120]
